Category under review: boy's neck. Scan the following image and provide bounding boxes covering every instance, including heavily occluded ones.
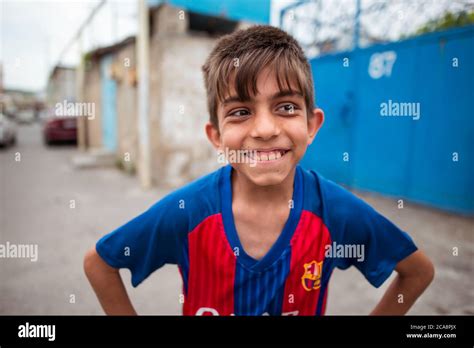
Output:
[231,167,296,207]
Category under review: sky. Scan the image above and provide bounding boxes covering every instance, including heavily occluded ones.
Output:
[1,0,138,92]
[1,0,302,92]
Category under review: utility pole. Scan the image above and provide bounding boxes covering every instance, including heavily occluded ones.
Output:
[76,32,87,150]
[137,0,152,188]
[353,0,361,49]
[52,0,106,149]
[70,0,106,151]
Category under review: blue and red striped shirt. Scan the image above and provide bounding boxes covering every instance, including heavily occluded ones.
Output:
[96,165,417,315]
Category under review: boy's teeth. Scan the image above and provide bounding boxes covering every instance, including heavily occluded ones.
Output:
[252,150,286,162]
[242,149,288,162]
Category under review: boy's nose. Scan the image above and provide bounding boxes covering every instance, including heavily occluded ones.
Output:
[250,110,281,140]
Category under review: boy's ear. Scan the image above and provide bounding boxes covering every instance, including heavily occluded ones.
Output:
[307,108,324,145]
[205,122,222,150]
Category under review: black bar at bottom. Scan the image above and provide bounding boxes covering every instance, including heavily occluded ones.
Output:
[0,315,472,346]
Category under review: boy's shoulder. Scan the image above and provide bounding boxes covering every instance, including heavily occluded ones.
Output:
[299,166,402,244]
[300,166,377,222]
[157,164,386,237]
[163,165,223,204]
[148,165,224,231]
[164,164,374,222]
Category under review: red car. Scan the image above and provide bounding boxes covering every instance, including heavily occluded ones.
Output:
[43,117,77,145]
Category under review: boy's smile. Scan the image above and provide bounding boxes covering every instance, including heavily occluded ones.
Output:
[244,148,290,163]
[206,68,324,187]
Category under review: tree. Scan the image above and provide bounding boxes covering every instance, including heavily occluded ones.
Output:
[416,10,474,35]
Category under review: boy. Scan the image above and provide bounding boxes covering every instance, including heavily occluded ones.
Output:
[84,25,434,316]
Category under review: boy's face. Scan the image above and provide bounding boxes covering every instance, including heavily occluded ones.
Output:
[206,68,324,187]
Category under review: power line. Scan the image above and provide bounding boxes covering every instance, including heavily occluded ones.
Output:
[55,0,106,68]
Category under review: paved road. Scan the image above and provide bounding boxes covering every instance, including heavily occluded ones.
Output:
[1,123,473,315]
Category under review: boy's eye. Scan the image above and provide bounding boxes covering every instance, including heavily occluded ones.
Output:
[228,109,250,117]
[277,103,298,114]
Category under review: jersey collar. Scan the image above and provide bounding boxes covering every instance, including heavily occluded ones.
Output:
[219,164,304,272]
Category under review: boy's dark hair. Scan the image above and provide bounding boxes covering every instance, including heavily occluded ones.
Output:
[202,25,315,128]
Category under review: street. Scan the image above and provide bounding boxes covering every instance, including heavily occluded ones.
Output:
[1,124,473,315]
[1,123,181,315]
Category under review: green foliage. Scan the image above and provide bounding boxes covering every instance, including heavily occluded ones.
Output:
[115,157,136,175]
[416,10,474,35]
[82,52,93,70]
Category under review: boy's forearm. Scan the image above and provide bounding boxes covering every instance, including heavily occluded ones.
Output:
[84,248,137,315]
[370,273,429,315]
[370,250,434,315]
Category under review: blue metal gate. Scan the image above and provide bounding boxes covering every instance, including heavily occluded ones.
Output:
[100,54,118,152]
[301,26,474,214]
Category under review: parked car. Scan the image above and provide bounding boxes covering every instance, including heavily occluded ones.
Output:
[0,112,17,147]
[43,116,77,145]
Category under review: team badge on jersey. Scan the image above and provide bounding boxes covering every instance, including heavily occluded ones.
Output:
[302,260,323,291]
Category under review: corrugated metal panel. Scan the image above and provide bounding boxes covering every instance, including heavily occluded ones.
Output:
[302,26,474,214]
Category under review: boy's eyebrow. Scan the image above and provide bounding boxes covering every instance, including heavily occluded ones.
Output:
[270,90,304,100]
[222,90,304,106]
[222,95,248,105]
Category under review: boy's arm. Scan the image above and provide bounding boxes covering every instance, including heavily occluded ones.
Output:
[84,248,137,315]
[370,250,434,315]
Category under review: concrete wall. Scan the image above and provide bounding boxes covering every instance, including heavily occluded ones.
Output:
[78,4,248,187]
[114,42,138,173]
[81,61,103,149]
[149,5,221,187]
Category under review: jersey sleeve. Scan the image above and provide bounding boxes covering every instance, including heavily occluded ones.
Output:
[322,179,418,288]
[95,192,189,287]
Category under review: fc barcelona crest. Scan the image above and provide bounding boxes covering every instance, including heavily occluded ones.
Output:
[301,260,323,291]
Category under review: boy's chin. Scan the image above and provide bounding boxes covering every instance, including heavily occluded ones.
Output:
[233,162,294,187]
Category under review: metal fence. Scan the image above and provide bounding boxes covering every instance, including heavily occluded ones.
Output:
[301,25,474,214]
